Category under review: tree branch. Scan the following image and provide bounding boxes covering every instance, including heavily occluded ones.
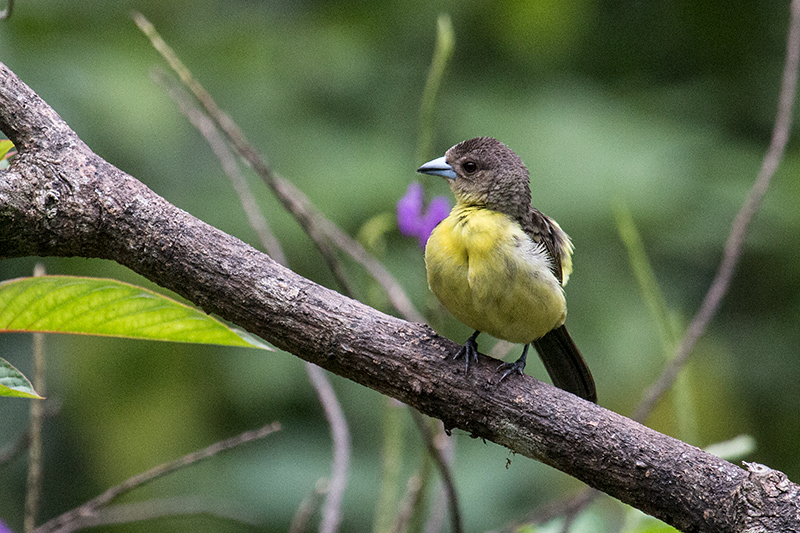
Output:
[2,62,799,532]
[133,12,422,322]
[152,66,356,533]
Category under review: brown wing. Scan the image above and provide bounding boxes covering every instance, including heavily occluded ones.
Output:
[522,207,573,286]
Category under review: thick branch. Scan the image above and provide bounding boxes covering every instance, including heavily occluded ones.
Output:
[1,62,798,532]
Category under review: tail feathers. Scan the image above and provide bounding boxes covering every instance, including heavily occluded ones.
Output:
[533,325,597,403]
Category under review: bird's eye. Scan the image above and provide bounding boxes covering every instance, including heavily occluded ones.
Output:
[463,161,478,174]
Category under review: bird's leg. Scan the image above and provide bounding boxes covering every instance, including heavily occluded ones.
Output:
[455,330,480,372]
[497,344,529,382]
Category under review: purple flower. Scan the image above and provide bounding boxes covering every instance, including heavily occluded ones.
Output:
[397,182,424,236]
[397,182,450,248]
[0,519,14,533]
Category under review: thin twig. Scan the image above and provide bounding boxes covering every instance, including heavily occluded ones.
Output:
[153,66,353,533]
[133,11,422,322]
[48,496,262,533]
[136,12,353,295]
[24,335,44,532]
[502,3,800,531]
[24,263,47,533]
[151,68,287,265]
[524,1,800,527]
[415,26,464,533]
[142,14,458,533]
[516,2,800,529]
[409,410,463,533]
[632,0,800,423]
[152,60,354,533]
[33,422,281,533]
[306,364,351,533]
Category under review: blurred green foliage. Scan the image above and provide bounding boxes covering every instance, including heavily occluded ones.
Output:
[2,0,800,531]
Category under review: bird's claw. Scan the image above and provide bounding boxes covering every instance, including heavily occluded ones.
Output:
[496,345,529,383]
[454,333,479,372]
[496,360,525,383]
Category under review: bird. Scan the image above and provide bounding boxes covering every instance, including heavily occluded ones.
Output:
[417,136,596,403]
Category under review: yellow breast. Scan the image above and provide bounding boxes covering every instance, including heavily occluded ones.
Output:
[425,205,567,343]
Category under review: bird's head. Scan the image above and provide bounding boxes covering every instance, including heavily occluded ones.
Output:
[417,137,532,218]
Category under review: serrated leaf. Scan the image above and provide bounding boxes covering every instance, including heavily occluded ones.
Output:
[0,275,272,350]
[0,357,43,398]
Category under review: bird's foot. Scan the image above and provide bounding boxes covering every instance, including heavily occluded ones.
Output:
[496,360,525,382]
[496,345,529,383]
[454,331,480,372]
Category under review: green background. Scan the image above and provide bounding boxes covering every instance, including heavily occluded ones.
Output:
[2,0,800,531]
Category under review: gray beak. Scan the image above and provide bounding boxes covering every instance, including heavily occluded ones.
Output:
[417,155,457,180]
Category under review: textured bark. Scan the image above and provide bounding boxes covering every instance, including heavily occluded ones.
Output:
[1,62,799,532]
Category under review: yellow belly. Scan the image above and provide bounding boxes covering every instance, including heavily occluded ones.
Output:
[425,205,567,343]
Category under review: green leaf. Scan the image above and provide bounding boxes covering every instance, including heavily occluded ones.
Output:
[0,357,43,398]
[0,275,272,350]
[0,139,14,159]
[0,139,14,169]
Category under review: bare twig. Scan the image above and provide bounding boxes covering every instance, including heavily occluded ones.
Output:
[306,364,351,533]
[136,12,353,295]
[522,1,800,527]
[151,68,287,265]
[24,264,47,533]
[519,1,800,528]
[33,422,281,533]
[422,428,455,533]
[47,496,262,532]
[132,11,422,322]
[631,0,800,423]
[152,63,355,533]
[6,44,800,530]
[415,27,464,532]
[559,490,599,532]
[409,410,463,533]
[153,67,353,533]
[423,487,448,533]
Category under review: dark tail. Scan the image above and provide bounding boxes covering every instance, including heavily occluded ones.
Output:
[533,325,597,403]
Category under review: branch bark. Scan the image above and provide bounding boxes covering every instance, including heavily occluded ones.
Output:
[1,62,798,532]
